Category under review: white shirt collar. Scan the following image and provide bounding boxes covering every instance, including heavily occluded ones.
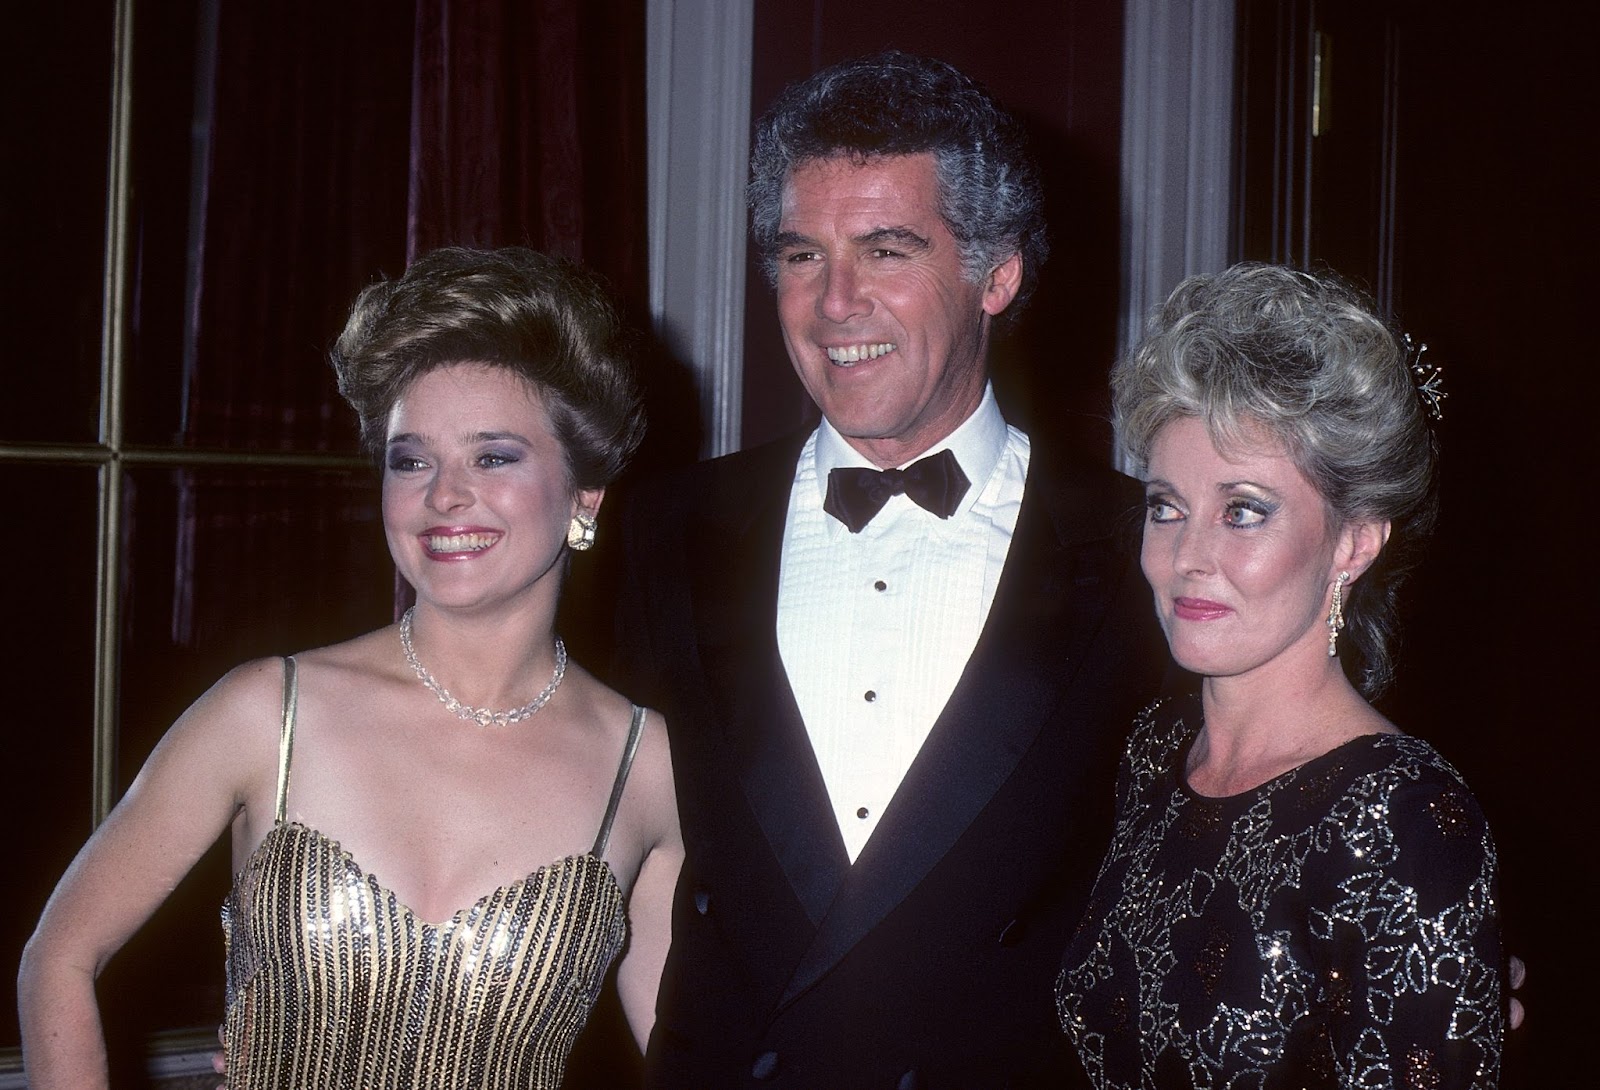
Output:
[813,384,1008,519]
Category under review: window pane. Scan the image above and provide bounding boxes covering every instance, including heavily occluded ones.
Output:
[117,462,395,768]
[2,466,100,1049]
[124,0,413,452]
[96,463,395,1044]
[1,3,113,445]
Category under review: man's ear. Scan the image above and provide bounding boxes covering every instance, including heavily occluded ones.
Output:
[982,252,1023,317]
[1338,519,1391,582]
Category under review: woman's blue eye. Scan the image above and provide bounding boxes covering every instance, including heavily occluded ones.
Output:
[1145,498,1183,524]
[387,454,426,473]
[1223,500,1271,527]
[477,451,519,468]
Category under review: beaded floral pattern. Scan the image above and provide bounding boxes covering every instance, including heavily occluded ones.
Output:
[1057,697,1502,1088]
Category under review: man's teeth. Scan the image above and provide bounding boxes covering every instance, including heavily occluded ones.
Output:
[426,532,498,553]
[826,343,896,364]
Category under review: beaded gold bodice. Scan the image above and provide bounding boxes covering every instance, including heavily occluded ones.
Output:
[221,657,643,1089]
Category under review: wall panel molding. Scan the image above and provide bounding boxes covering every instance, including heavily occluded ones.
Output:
[647,0,753,458]
[1120,0,1237,382]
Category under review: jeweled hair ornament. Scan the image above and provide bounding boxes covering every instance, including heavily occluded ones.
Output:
[1404,334,1446,422]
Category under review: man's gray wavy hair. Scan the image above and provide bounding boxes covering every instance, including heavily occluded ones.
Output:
[747,51,1048,328]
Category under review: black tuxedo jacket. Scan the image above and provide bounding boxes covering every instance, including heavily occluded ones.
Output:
[614,432,1167,1089]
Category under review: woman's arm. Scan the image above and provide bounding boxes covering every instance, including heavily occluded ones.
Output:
[17,659,280,1090]
[613,711,684,1052]
[1323,764,1503,1088]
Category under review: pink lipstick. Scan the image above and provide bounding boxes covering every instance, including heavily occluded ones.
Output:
[1173,597,1232,621]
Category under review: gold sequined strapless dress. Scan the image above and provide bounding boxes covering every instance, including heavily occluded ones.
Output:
[221,657,646,1089]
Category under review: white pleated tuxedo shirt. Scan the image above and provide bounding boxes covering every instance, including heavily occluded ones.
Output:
[776,387,1030,862]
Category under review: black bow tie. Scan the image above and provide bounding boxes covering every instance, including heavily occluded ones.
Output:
[823,448,971,534]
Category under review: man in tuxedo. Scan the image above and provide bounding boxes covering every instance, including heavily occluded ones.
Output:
[614,51,1167,1087]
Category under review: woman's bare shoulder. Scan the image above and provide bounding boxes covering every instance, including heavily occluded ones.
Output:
[177,628,397,743]
[602,687,677,838]
[125,655,293,821]
[562,665,677,824]
[187,623,395,716]
[631,707,677,830]
[181,655,294,733]
[265,625,406,704]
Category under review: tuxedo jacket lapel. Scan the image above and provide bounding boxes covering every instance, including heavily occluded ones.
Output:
[687,439,850,927]
[778,453,1135,1008]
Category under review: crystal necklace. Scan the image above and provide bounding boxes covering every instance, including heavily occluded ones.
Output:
[398,607,567,728]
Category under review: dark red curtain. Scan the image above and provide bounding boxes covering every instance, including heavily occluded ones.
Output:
[167,0,413,453]
[408,0,649,308]
[165,0,648,455]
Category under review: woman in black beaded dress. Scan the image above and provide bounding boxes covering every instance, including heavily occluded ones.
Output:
[1057,263,1501,1088]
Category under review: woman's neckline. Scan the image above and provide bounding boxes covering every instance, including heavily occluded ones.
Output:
[1172,718,1391,803]
[237,819,622,929]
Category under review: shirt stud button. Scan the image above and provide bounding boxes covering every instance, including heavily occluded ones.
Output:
[857,807,869,819]
[864,690,876,702]
[874,579,887,591]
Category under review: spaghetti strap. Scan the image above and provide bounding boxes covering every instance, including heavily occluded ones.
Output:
[591,705,647,860]
[275,656,299,824]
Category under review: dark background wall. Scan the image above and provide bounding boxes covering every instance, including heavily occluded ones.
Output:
[1357,5,1592,1083]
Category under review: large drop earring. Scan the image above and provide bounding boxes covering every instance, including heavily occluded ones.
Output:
[1327,570,1350,657]
[567,512,597,551]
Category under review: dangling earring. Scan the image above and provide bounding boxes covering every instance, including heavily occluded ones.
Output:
[567,513,596,551]
[1327,570,1350,657]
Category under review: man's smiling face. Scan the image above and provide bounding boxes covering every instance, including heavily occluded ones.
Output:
[773,153,1020,468]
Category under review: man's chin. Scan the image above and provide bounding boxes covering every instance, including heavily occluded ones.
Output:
[822,411,906,446]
